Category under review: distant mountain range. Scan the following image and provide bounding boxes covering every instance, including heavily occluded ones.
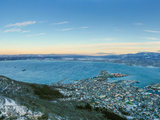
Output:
[0,52,160,67]
[103,52,160,67]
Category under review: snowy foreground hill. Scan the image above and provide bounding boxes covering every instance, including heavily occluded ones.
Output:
[0,75,124,120]
[0,96,43,119]
[0,76,47,119]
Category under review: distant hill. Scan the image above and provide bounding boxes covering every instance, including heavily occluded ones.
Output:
[103,52,160,67]
[0,52,160,67]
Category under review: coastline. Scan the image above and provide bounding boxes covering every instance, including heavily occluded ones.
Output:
[0,71,159,119]
[55,71,160,120]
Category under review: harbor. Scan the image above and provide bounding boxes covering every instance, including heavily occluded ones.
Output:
[56,71,160,120]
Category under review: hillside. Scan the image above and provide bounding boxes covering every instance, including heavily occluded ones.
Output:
[0,76,111,120]
[0,52,160,67]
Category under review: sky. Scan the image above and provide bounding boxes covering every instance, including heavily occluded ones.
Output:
[0,0,160,55]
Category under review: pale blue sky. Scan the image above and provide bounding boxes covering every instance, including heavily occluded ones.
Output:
[0,0,160,55]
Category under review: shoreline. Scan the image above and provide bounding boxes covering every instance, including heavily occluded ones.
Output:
[0,59,160,68]
[0,71,159,119]
[56,71,160,120]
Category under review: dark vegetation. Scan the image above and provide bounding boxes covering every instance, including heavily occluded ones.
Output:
[0,76,127,119]
[76,103,127,120]
[119,107,130,116]
[29,84,64,100]
[76,103,92,111]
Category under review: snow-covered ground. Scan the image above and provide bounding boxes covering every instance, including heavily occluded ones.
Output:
[0,96,43,119]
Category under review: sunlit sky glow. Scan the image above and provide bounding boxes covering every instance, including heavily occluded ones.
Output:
[0,0,160,55]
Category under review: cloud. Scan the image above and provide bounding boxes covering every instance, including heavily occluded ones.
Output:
[3,41,160,55]
[38,20,47,23]
[96,52,115,55]
[44,41,160,55]
[146,37,159,41]
[54,21,69,25]
[26,33,45,37]
[103,38,115,41]
[59,28,73,31]
[134,22,144,26]
[4,28,30,33]
[59,26,89,31]
[79,26,88,29]
[86,41,160,47]
[92,38,115,42]
[144,30,160,33]
[5,21,36,28]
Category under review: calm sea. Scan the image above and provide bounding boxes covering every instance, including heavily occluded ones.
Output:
[0,60,160,88]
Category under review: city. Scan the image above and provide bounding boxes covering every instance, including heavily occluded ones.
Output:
[57,71,160,120]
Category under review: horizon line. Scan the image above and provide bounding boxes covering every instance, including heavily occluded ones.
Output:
[0,51,159,56]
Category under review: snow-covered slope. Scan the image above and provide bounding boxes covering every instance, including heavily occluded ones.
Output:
[0,96,43,120]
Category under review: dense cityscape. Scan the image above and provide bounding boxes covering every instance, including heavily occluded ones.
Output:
[57,71,160,120]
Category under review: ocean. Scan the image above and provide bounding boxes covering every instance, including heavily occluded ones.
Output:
[0,60,160,88]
